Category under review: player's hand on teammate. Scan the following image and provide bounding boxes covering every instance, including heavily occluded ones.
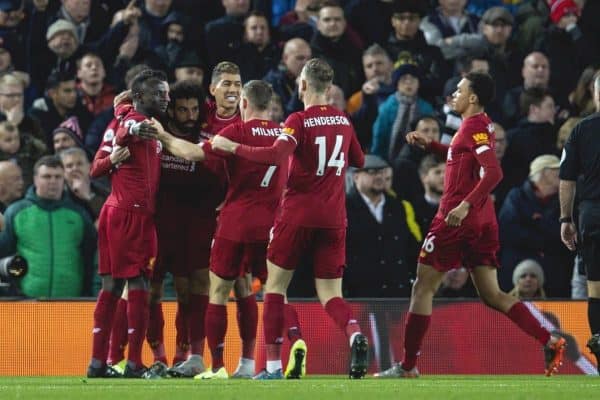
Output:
[561,222,577,251]
[132,120,159,140]
[211,135,239,153]
[406,131,432,150]
[110,145,131,165]
[114,90,132,108]
[445,201,470,227]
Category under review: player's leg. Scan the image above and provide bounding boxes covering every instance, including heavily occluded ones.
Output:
[283,297,306,379]
[578,219,600,372]
[470,266,565,375]
[313,227,367,379]
[107,284,128,372]
[168,276,191,370]
[232,273,258,378]
[196,271,236,379]
[123,274,150,378]
[146,280,167,365]
[176,267,210,376]
[88,274,125,378]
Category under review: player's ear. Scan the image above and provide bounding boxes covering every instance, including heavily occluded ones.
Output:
[469,93,478,105]
[209,84,216,97]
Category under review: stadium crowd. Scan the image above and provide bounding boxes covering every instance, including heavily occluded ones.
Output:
[0,0,597,377]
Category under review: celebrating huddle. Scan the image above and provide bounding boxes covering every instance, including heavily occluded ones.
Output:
[87,59,368,380]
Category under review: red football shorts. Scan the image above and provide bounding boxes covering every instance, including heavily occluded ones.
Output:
[210,237,268,282]
[267,221,346,279]
[153,210,216,281]
[97,205,157,279]
[418,215,500,272]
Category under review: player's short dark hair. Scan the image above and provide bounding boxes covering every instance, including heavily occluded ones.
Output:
[130,69,168,96]
[34,155,63,175]
[419,154,444,176]
[211,61,240,84]
[46,69,75,91]
[464,72,495,108]
[125,64,151,90]
[242,80,273,111]
[76,51,102,70]
[302,58,334,93]
[168,80,206,108]
[520,87,551,116]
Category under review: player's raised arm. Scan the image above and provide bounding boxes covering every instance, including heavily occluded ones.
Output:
[149,118,206,162]
[407,130,449,159]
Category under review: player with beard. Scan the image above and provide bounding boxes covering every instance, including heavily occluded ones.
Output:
[87,69,168,378]
[143,80,228,378]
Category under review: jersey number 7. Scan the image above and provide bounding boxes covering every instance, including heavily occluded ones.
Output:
[315,135,345,176]
[260,165,278,187]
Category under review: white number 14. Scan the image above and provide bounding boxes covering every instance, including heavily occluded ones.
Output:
[315,135,345,176]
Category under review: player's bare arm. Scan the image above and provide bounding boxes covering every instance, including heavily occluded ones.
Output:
[406,131,432,149]
[149,117,206,162]
[211,135,239,154]
[559,179,577,251]
[113,90,132,108]
[109,145,130,165]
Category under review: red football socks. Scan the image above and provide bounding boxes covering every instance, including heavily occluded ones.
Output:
[189,294,209,355]
[402,312,431,371]
[107,297,128,365]
[147,302,167,364]
[173,301,190,365]
[91,290,119,364]
[205,303,227,369]
[263,293,285,361]
[127,289,149,368]
[236,295,258,359]
[284,303,303,343]
[506,302,551,345]
[324,297,360,339]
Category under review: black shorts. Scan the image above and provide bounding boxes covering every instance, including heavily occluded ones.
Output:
[578,202,600,281]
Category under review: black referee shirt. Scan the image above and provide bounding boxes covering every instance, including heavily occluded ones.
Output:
[560,113,600,201]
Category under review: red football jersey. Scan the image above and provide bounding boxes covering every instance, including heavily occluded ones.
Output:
[104,105,162,214]
[278,105,364,228]
[437,112,502,221]
[90,104,132,178]
[206,119,287,242]
[200,100,241,139]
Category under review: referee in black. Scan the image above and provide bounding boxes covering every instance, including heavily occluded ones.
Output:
[559,72,600,372]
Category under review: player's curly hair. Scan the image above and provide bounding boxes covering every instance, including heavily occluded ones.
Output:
[464,72,495,108]
[302,58,334,93]
[168,80,206,108]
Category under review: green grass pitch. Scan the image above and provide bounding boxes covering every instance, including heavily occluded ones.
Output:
[1,376,599,400]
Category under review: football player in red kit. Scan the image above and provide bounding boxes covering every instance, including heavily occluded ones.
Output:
[87,69,169,378]
[373,72,565,378]
[211,59,369,379]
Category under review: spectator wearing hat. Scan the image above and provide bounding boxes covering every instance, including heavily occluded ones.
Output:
[0,0,25,70]
[52,124,83,155]
[345,154,422,298]
[44,0,112,45]
[76,52,115,116]
[501,87,559,192]
[534,0,598,113]
[498,154,573,297]
[173,52,205,85]
[346,44,395,149]
[509,259,546,300]
[309,1,363,99]
[384,0,449,105]
[151,11,190,76]
[29,69,92,149]
[28,3,137,94]
[371,63,434,161]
